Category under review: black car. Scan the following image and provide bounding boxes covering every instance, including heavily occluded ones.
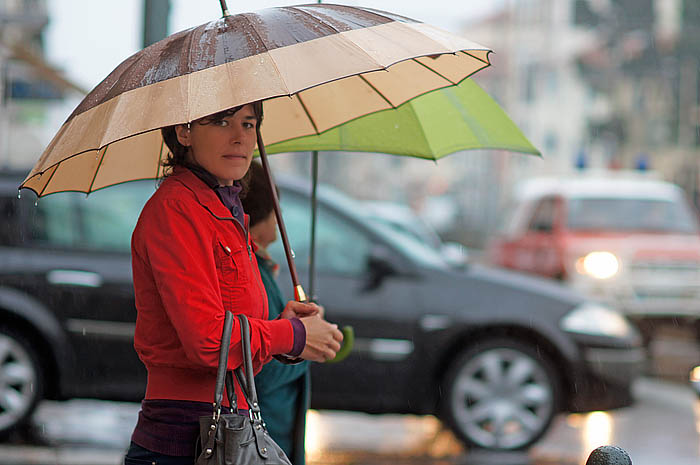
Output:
[0,170,644,450]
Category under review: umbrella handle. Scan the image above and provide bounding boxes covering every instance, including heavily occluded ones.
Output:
[326,326,354,364]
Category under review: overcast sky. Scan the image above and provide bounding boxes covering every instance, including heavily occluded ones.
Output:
[44,0,502,91]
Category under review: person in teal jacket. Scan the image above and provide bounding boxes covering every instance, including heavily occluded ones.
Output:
[242,161,311,465]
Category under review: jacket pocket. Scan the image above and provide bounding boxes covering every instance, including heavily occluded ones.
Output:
[216,240,250,285]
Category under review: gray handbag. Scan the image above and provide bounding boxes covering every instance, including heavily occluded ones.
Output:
[195,313,292,465]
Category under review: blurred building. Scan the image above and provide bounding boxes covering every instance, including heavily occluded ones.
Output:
[464,1,600,177]
[0,0,79,169]
[574,0,700,207]
[464,0,700,210]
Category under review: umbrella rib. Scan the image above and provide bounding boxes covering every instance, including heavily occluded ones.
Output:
[37,163,59,197]
[358,74,397,109]
[412,56,459,85]
[87,146,108,194]
[295,94,320,135]
[463,50,491,66]
[406,98,436,160]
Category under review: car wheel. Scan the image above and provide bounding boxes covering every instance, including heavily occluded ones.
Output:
[0,327,44,437]
[442,338,560,451]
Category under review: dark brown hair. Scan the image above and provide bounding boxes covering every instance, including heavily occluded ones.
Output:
[160,101,264,173]
[241,160,278,228]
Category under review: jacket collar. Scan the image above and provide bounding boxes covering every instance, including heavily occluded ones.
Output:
[168,166,237,221]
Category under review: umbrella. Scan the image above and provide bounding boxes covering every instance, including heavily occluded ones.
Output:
[19,3,494,304]
[264,78,539,160]
[263,78,539,298]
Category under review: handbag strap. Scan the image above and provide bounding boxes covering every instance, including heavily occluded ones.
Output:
[235,314,263,421]
[212,312,263,420]
[213,311,236,416]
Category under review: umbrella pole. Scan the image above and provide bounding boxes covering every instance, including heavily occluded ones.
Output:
[309,150,318,301]
[256,127,307,302]
[307,0,323,302]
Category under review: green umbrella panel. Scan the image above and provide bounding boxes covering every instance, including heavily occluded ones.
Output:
[261,78,540,159]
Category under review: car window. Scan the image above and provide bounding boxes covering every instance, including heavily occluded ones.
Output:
[567,197,700,233]
[80,183,156,252]
[528,197,556,232]
[26,192,81,248]
[269,191,372,276]
[23,181,156,252]
[0,195,22,246]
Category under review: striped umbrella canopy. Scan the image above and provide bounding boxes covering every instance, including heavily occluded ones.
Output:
[20,3,491,196]
[19,3,494,306]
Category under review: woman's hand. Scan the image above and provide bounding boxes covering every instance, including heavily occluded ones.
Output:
[279,300,323,320]
[299,315,344,362]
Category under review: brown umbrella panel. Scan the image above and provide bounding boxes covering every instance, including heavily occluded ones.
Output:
[21,3,491,197]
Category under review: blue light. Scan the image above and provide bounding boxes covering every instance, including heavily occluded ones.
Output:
[634,153,649,171]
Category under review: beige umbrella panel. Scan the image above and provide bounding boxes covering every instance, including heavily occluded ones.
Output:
[21,5,490,196]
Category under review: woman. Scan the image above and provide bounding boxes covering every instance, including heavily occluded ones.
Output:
[124,103,343,465]
[243,161,310,465]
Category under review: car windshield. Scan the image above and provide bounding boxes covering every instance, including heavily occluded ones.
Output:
[566,197,700,233]
[365,213,443,250]
[363,218,449,269]
[309,184,450,268]
[270,184,449,273]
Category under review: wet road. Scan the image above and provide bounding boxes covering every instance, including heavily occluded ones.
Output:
[1,377,698,465]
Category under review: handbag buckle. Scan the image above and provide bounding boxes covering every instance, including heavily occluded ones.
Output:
[249,408,262,422]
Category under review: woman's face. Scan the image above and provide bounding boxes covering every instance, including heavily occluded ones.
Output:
[175,104,258,185]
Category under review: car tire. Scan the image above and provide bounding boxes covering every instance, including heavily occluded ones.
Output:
[441,338,560,451]
[0,326,44,437]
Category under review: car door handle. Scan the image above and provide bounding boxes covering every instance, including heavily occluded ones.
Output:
[47,270,104,288]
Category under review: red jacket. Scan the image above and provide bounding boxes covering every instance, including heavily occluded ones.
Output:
[131,168,294,408]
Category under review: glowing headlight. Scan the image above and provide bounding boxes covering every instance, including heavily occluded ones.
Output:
[575,251,619,279]
[561,303,632,338]
[690,366,700,383]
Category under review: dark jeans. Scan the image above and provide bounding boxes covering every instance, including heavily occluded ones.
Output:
[124,442,194,465]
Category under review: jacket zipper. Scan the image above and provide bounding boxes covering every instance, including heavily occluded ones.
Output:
[208,208,252,262]
[233,220,252,261]
[206,208,266,316]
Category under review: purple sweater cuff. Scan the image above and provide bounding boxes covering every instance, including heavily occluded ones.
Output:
[288,318,306,357]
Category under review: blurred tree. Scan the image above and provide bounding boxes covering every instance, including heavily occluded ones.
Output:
[575,0,699,160]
